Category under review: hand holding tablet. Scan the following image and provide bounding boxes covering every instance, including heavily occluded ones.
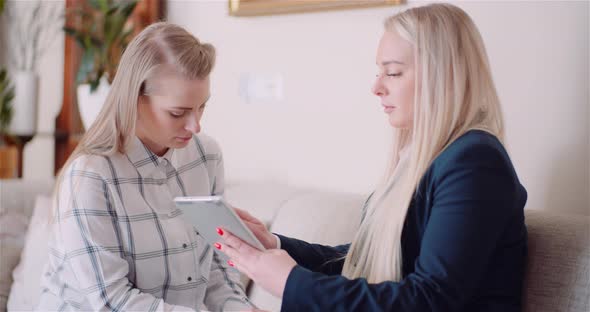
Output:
[174,196,266,256]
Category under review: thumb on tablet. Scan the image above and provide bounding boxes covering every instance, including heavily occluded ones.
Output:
[234,207,259,223]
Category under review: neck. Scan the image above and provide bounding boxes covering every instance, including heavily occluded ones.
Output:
[136,132,168,157]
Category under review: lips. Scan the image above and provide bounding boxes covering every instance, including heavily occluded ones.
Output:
[382,104,396,113]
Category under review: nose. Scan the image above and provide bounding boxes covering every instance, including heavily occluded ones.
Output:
[372,77,387,97]
[185,113,201,134]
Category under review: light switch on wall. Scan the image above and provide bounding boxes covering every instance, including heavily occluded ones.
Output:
[239,72,284,104]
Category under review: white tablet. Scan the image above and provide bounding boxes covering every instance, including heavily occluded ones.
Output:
[174,196,266,256]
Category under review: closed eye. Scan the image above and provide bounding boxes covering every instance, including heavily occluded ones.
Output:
[170,111,186,118]
[387,72,402,77]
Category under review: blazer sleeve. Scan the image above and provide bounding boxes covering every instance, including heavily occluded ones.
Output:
[277,235,350,276]
[280,142,522,312]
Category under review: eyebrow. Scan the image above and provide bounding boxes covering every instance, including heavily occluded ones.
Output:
[380,59,405,66]
[171,95,210,110]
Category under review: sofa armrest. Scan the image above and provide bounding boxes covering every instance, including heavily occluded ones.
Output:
[523,209,590,312]
[0,179,54,217]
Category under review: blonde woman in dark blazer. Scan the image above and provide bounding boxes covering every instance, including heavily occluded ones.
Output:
[218,4,528,311]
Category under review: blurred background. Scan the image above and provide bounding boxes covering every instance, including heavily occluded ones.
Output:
[0,0,588,216]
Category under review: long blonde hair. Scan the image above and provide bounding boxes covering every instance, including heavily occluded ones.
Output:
[54,22,215,208]
[342,3,504,283]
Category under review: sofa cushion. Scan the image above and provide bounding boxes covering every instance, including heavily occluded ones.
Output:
[523,209,590,312]
[7,195,53,311]
[269,191,365,245]
[0,179,54,217]
[224,179,302,227]
[248,188,366,311]
[0,179,53,312]
[0,212,29,312]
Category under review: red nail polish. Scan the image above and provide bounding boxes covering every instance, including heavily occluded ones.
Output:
[228,260,234,267]
[216,228,224,236]
[214,243,221,250]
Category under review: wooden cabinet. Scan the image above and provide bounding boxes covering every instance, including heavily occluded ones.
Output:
[0,145,18,178]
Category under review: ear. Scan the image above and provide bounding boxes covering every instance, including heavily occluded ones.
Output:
[138,94,149,106]
[136,95,149,123]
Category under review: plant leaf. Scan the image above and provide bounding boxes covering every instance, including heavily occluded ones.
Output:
[88,0,108,11]
[3,87,14,104]
[0,80,7,95]
[0,67,13,132]
[89,78,100,92]
[98,0,111,12]
[106,5,117,16]
[63,26,87,48]
[105,14,125,45]
[104,1,136,45]
[119,1,138,18]
[77,49,96,85]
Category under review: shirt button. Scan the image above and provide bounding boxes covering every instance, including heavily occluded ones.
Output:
[183,243,188,248]
[187,276,192,281]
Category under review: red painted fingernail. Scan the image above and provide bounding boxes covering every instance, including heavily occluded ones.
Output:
[228,260,235,267]
[214,243,221,250]
[216,227,224,236]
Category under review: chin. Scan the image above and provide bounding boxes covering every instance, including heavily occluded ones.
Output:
[388,116,411,129]
[388,116,403,128]
[172,140,191,149]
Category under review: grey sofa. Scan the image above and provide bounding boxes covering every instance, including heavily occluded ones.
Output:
[0,179,588,311]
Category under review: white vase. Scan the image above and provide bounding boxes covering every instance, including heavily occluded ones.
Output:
[77,77,110,130]
[9,71,38,136]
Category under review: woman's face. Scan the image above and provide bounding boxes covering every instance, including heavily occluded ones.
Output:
[136,72,210,156]
[372,30,416,129]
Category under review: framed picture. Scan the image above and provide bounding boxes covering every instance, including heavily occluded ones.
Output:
[229,0,402,17]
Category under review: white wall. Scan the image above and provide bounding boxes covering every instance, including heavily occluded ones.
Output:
[18,0,589,215]
[170,0,396,193]
[167,0,589,215]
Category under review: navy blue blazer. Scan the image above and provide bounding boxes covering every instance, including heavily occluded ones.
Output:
[278,130,527,312]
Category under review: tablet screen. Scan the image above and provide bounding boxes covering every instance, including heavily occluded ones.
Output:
[174,196,266,258]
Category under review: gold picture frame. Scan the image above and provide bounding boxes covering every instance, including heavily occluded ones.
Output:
[229,0,402,17]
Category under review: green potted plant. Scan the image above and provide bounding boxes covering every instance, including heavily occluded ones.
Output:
[0,69,15,139]
[63,0,137,129]
[0,0,17,178]
[0,0,14,141]
[0,68,18,178]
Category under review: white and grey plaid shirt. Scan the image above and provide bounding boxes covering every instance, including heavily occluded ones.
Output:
[37,134,252,312]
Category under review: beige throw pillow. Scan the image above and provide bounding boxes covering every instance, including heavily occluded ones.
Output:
[6,195,52,311]
[0,212,29,312]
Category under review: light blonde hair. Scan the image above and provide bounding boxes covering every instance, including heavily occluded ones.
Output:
[53,22,216,213]
[341,3,504,283]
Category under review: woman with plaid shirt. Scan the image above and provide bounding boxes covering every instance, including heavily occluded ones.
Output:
[37,23,254,312]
